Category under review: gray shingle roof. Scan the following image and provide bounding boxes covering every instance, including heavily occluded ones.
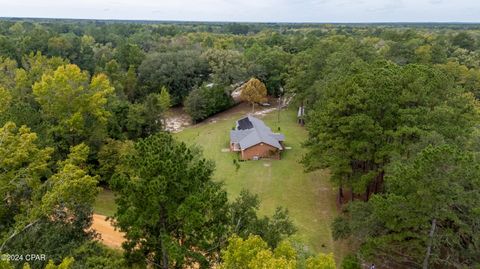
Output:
[230,116,284,150]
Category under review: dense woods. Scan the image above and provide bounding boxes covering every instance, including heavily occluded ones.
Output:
[0,18,480,268]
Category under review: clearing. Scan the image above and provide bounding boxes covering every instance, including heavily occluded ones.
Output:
[93,104,349,263]
[174,105,349,261]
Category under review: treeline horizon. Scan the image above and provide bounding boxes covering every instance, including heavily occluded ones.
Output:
[2,17,480,28]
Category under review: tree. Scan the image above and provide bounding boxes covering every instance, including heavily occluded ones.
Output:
[110,133,295,268]
[286,35,377,101]
[123,92,167,138]
[303,62,478,201]
[43,257,75,269]
[183,87,209,122]
[111,133,230,268]
[69,241,127,269]
[219,235,336,269]
[334,145,480,268]
[32,64,114,155]
[0,122,53,234]
[97,139,135,183]
[0,57,17,90]
[436,61,480,98]
[0,122,99,268]
[228,190,296,249]
[240,78,267,112]
[202,49,247,85]
[20,51,69,92]
[219,235,296,269]
[414,45,432,64]
[115,43,145,69]
[452,32,476,51]
[1,257,75,269]
[123,65,137,101]
[184,84,234,123]
[137,50,209,104]
[244,44,291,96]
[0,86,11,113]
[158,86,171,111]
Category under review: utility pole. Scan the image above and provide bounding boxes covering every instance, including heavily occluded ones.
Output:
[277,87,284,130]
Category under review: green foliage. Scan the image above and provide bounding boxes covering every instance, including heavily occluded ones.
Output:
[1,257,75,269]
[158,86,171,111]
[44,257,74,269]
[0,122,53,230]
[220,235,296,269]
[244,44,291,96]
[40,144,99,217]
[32,64,114,155]
[305,253,336,269]
[335,145,480,268]
[120,92,166,139]
[229,190,296,248]
[111,133,230,268]
[1,123,99,269]
[0,86,11,113]
[70,241,126,269]
[341,254,361,269]
[303,61,478,197]
[202,48,247,85]
[184,84,234,122]
[240,78,268,112]
[123,65,138,101]
[138,50,209,104]
[97,139,135,183]
[115,43,145,69]
[452,32,476,51]
[219,235,335,269]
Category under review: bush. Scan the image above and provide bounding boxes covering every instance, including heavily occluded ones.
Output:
[184,84,234,122]
[341,254,361,269]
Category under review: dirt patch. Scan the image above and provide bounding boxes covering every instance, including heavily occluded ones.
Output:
[164,107,192,133]
[91,214,125,249]
[165,96,293,133]
[203,100,281,124]
[221,148,230,152]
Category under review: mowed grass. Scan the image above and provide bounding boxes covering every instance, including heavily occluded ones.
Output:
[174,106,349,261]
[94,189,117,217]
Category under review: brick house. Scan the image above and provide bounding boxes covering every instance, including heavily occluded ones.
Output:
[230,116,285,160]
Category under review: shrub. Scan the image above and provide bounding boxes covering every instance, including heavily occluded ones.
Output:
[184,84,234,122]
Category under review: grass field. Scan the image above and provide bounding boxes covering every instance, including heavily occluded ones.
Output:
[94,189,117,217]
[174,106,348,261]
[93,105,349,263]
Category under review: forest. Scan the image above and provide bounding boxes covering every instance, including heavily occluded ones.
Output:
[0,18,480,269]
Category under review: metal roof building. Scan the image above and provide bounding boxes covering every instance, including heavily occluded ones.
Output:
[230,116,285,160]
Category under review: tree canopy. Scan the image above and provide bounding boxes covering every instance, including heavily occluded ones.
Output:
[240,78,268,112]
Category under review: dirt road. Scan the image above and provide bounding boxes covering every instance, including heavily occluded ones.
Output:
[91,214,125,249]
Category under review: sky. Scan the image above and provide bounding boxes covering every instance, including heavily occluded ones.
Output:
[0,0,479,23]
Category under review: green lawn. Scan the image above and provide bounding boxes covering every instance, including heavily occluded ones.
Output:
[94,189,117,217]
[174,107,348,261]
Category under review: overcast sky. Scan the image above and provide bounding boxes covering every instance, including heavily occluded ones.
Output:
[0,0,479,23]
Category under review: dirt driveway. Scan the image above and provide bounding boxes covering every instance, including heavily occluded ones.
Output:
[91,214,125,249]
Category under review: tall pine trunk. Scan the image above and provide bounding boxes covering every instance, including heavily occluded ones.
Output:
[422,218,436,269]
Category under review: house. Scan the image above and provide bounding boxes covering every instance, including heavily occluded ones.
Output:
[230,116,285,160]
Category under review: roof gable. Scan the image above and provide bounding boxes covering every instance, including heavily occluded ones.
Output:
[230,116,284,150]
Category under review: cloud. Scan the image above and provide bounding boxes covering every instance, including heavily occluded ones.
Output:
[0,0,479,22]
[366,0,405,12]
